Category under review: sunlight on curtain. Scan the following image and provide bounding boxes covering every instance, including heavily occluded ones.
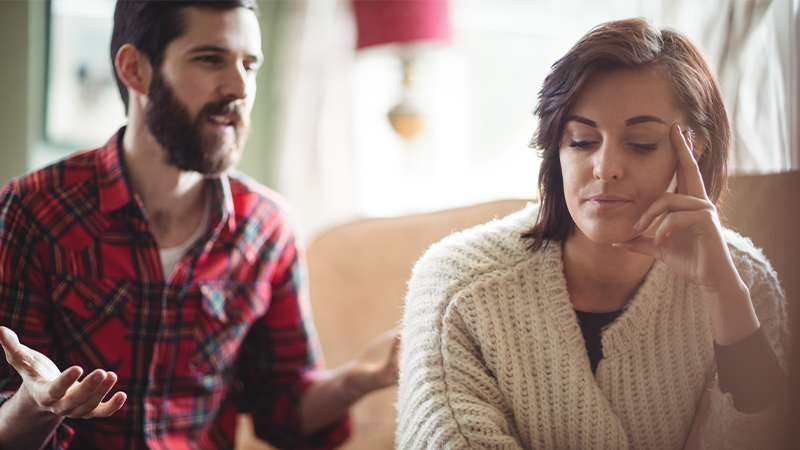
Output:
[662,0,799,174]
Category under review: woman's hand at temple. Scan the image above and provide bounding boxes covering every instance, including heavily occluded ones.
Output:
[613,124,760,345]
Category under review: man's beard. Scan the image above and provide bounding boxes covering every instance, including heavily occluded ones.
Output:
[144,71,249,174]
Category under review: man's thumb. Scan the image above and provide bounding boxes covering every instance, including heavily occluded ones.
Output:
[0,326,22,365]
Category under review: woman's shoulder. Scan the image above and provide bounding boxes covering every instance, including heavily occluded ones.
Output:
[407,202,541,296]
[721,227,779,287]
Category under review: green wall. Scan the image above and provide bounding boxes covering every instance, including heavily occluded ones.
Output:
[0,1,31,186]
[237,0,285,189]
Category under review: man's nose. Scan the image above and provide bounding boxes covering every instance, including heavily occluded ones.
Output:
[592,142,624,182]
[219,63,250,100]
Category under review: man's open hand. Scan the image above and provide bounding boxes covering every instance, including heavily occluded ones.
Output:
[346,327,401,399]
[0,326,126,419]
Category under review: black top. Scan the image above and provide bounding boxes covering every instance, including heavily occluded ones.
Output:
[574,309,623,373]
[575,309,786,413]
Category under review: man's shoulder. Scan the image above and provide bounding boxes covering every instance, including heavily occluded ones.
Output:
[227,171,290,210]
[226,171,297,229]
[2,149,99,201]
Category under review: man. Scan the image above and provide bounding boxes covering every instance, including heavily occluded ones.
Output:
[0,1,398,449]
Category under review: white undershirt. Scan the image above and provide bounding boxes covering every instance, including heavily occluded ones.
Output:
[159,190,211,279]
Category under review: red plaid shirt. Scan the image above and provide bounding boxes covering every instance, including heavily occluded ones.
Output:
[0,129,350,450]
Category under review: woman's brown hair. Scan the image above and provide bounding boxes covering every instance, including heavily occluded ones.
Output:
[522,18,730,251]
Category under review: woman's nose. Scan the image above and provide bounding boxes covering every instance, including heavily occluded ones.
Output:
[592,143,624,182]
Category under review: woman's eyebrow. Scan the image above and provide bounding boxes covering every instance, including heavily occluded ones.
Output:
[625,115,666,126]
[565,115,597,128]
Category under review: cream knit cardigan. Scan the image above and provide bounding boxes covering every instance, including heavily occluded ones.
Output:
[396,203,789,450]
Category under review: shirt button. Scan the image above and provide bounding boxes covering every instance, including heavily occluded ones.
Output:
[84,301,95,311]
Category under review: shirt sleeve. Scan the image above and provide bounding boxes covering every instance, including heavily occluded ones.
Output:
[0,188,75,449]
[700,240,791,450]
[714,326,787,413]
[236,212,350,449]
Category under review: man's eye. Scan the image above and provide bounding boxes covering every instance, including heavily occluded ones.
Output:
[196,55,223,64]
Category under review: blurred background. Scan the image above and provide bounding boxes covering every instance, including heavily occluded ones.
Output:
[0,0,797,240]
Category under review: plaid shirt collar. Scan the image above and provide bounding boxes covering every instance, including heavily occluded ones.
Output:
[95,127,237,238]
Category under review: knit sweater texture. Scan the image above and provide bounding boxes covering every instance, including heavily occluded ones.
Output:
[396,203,789,450]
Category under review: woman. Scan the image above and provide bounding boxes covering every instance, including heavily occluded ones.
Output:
[396,18,788,450]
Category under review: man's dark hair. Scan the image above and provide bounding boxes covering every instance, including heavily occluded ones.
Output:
[522,18,730,252]
[111,0,259,113]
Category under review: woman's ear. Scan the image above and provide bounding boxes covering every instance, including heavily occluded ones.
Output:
[691,136,708,163]
[115,44,152,97]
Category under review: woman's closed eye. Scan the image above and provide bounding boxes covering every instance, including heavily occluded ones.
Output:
[569,140,597,149]
[628,142,658,152]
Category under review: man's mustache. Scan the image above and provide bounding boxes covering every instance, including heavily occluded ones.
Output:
[201,101,245,126]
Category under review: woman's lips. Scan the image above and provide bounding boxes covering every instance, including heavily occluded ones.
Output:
[587,195,631,210]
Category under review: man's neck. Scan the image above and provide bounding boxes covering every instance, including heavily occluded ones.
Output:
[121,119,208,248]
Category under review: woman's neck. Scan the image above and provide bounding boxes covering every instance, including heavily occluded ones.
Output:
[562,229,655,313]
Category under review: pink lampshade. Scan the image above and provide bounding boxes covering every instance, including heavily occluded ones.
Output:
[352,0,452,50]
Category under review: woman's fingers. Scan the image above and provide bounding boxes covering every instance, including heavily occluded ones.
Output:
[612,236,658,258]
[618,209,718,257]
[635,193,712,234]
[671,124,707,200]
[651,210,716,247]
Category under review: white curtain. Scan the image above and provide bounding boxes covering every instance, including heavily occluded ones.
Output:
[272,0,360,241]
[663,0,799,174]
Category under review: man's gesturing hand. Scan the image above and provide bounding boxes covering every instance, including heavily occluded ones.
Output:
[0,326,126,419]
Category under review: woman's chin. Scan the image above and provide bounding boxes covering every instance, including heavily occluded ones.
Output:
[574,221,640,246]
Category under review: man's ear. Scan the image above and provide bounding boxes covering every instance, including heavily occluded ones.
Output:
[115,44,152,97]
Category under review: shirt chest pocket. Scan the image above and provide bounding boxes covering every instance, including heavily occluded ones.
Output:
[191,282,270,374]
[51,275,131,371]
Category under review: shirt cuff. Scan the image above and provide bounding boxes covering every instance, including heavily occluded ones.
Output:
[714,326,786,413]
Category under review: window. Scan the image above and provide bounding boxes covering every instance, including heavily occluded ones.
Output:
[45,0,124,150]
